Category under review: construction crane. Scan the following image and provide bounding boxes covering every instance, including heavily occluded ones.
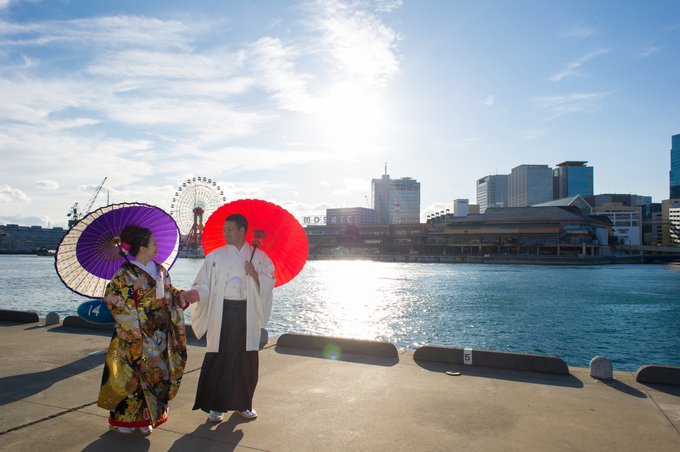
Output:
[67,177,107,228]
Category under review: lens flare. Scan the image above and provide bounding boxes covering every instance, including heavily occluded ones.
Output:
[323,343,342,360]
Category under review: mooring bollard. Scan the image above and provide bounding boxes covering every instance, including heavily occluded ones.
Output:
[45,311,60,326]
[590,356,613,381]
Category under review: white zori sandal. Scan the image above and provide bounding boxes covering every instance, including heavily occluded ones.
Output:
[109,425,135,434]
[238,409,257,419]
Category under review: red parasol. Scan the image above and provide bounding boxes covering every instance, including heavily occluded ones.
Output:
[202,199,308,287]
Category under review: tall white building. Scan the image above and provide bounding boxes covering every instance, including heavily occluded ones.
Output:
[476,174,508,213]
[371,172,421,224]
[453,199,469,217]
[509,164,552,207]
[592,204,642,246]
[670,207,680,245]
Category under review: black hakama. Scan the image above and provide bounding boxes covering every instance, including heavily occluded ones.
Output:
[193,299,259,413]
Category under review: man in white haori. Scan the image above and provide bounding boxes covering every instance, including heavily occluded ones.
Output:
[185,213,275,421]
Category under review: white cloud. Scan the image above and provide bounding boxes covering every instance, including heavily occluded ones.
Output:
[523,128,549,140]
[639,46,660,58]
[0,7,405,224]
[480,95,494,106]
[306,0,402,86]
[375,0,403,13]
[332,178,370,195]
[422,202,451,221]
[561,25,597,39]
[20,53,39,68]
[0,184,32,203]
[550,49,610,82]
[0,16,195,52]
[36,180,59,189]
[249,36,315,113]
[0,214,57,227]
[533,92,612,120]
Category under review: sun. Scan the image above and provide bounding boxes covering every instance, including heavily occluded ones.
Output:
[313,82,388,148]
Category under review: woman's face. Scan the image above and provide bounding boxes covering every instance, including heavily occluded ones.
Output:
[140,235,158,259]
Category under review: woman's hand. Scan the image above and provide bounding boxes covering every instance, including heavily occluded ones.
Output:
[179,289,200,305]
[133,276,147,291]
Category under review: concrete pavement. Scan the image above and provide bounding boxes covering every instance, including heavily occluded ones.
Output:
[1,319,679,451]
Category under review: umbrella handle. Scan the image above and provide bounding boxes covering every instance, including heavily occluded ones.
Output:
[249,242,259,262]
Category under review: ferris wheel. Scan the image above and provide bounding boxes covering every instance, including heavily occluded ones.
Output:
[171,176,226,250]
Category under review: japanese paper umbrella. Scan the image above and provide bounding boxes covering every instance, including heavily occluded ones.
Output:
[55,202,181,298]
[202,199,308,287]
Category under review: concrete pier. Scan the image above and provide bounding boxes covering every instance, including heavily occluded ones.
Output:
[1,319,679,451]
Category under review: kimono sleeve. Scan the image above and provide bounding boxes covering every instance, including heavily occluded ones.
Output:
[104,267,143,345]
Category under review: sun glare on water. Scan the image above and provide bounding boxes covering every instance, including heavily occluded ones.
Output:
[304,260,408,341]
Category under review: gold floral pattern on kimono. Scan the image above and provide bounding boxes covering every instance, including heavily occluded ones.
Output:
[98,261,187,427]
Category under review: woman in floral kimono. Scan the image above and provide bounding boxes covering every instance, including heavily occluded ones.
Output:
[98,224,190,435]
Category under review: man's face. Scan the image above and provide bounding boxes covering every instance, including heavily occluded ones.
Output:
[223,221,246,246]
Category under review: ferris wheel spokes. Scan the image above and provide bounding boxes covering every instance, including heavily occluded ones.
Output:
[170,176,226,252]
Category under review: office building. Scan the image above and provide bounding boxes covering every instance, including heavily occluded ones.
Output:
[671,134,680,199]
[326,207,379,226]
[509,164,553,207]
[662,199,680,246]
[583,194,651,208]
[552,161,593,199]
[371,172,421,224]
[670,206,680,245]
[427,206,612,256]
[0,224,67,252]
[591,204,641,246]
[476,174,508,213]
[453,199,469,217]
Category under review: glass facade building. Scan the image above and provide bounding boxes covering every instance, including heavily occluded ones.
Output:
[670,134,680,199]
[509,164,552,207]
[552,161,594,200]
[476,174,508,213]
[371,174,421,224]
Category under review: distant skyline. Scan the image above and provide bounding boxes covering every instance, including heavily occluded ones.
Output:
[1,0,679,227]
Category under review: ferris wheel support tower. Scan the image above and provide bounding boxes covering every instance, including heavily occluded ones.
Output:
[171,176,226,251]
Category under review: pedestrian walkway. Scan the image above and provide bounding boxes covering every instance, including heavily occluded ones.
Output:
[1,320,679,451]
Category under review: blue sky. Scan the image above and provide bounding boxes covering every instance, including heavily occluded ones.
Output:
[1,0,679,228]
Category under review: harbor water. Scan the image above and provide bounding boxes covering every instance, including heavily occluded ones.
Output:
[1,255,679,372]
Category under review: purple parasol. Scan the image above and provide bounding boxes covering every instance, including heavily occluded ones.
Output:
[55,202,180,298]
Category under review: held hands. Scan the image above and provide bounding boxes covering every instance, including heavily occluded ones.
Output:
[180,289,200,304]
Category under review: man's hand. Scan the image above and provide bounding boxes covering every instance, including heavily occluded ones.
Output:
[244,262,260,284]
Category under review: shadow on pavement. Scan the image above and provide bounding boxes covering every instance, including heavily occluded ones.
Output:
[414,360,586,388]
[81,431,151,452]
[600,379,648,398]
[168,416,245,451]
[641,382,680,397]
[274,345,399,367]
[46,325,115,338]
[0,354,106,406]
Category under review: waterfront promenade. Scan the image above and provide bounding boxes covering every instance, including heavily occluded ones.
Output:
[1,318,679,451]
